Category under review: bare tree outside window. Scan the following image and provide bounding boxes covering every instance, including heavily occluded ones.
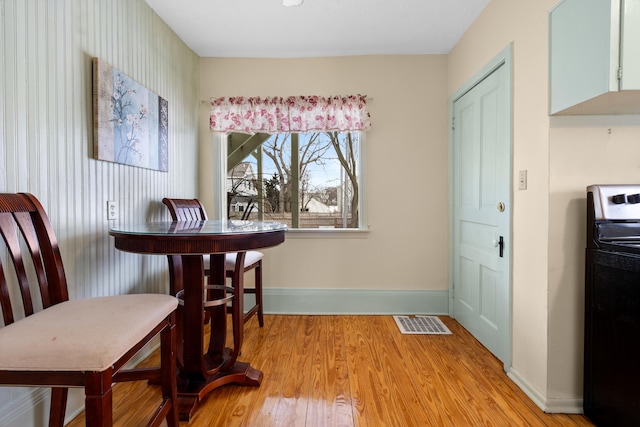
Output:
[327,131,359,228]
[226,131,362,229]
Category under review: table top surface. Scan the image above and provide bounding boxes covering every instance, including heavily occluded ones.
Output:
[109,220,288,236]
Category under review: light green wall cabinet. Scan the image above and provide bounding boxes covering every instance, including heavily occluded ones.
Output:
[549,0,640,115]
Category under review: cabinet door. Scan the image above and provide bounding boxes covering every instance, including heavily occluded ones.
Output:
[549,0,620,114]
[621,0,640,89]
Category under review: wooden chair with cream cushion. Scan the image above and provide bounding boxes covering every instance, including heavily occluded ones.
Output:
[162,197,265,327]
[0,192,179,427]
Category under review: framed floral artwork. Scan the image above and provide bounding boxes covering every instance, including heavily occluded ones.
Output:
[92,57,168,171]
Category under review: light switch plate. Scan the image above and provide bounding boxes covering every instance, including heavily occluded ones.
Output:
[519,170,527,190]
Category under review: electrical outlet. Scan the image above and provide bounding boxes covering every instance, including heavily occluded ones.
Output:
[107,200,118,220]
[519,170,527,190]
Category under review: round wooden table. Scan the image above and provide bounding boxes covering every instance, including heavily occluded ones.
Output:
[109,220,287,421]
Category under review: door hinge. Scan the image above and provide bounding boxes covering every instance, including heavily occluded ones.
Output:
[617,66,623,81]
[451,117,455,130]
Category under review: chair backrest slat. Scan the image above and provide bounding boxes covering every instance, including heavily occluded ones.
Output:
[0,215,16,325]
[0,260,12,326]
[0,193,69,327]
[241,204,255,221]
[14,211,52,308]
[0,212,35,319]
[162,198,208,221]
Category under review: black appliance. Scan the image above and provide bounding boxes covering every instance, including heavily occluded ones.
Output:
[585,184,640,426]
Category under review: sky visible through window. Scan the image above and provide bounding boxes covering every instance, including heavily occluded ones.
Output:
[243,133,347,189]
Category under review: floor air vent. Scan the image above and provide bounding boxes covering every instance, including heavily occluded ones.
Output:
[393,315,452,335]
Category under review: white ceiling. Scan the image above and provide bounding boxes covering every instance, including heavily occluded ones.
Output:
[144,0,489,58]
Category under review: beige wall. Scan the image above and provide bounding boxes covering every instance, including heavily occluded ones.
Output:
[0,0,199,423]
[549,119,640,400]
[449,0,557,407]
[449,0,640,411]
[199,56,450,292]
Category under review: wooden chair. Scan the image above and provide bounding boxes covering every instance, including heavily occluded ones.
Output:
[162,197,264,326]
[0,193,179,427]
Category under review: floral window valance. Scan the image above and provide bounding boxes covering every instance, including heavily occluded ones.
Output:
[209,94,372,134]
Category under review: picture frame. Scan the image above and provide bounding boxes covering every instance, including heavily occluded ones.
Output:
[92,57,168,171]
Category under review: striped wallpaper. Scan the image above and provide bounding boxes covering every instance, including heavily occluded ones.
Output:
[0,0,200,423]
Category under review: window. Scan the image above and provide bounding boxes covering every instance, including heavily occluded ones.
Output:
[208,94,371,229]
[218,131,366,230]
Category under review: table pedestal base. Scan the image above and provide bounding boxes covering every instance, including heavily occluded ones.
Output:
[177,362,263,421]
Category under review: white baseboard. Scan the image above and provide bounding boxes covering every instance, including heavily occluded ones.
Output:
[544,397,584,414]
[261,288,450,315]
[507,367,584,414]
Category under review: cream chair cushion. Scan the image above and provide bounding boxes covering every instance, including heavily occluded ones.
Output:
[202,251,264,271]
[225,251,263,271]
[0,294,177,371]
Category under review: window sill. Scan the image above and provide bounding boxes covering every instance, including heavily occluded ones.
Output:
[285,227,371,239]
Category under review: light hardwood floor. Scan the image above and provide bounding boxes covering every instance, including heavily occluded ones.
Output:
[68,315,594,426]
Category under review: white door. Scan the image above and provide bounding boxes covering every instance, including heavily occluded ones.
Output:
[451,58,511,365]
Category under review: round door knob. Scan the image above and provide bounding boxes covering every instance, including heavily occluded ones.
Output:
[497,202,505,212]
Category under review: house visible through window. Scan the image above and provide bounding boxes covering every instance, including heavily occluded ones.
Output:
[225,131,365,229]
